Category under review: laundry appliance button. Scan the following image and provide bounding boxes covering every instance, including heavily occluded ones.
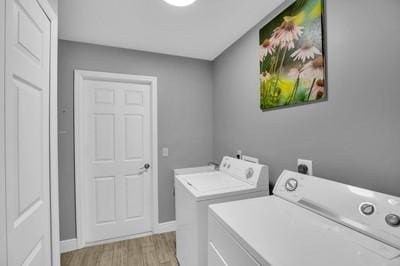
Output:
[385,214,400,227]
[360,203,375,216]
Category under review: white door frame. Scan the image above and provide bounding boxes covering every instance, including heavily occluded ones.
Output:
[0,1,7,265]
[0,0,60,265]
[74,70,159,248]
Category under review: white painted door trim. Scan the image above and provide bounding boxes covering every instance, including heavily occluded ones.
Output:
[60,220,176,254]
[36,1,60,265]
[0,0,59,265]
[74,70,159,248]
[0,1,7,265]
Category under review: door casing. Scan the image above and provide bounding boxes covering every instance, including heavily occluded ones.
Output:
[74,70,159,248]
[0,0,59,265]
[0,0,6,265]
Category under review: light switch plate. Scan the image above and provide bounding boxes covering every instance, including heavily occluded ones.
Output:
[162,148,169,157]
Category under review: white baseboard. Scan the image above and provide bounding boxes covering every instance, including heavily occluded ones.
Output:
[60,238,78,253]
[157,220,176,233]
[60,221,176,253]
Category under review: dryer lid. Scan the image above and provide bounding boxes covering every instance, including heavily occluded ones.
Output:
[209,196,400,266]
[273,170,400,251]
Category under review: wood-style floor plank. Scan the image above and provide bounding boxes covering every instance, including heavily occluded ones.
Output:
[141,236,158,266]
[82,244,104,266]
[127,238,144,266]
[97,242,117,266]
[61,232,178,266]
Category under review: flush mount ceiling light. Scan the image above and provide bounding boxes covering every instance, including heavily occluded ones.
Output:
[163,0,198,7]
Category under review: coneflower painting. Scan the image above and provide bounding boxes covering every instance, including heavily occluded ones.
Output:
[259,0,326,110]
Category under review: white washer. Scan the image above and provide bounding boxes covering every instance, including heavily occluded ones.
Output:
[208,170,400,266]
[175,156,269,266]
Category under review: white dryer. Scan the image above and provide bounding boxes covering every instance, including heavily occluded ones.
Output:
[175,156,269,266]
[208,170,400,266]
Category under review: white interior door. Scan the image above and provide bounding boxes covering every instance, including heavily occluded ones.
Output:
[4,0,52,265]
[76,72,154,244]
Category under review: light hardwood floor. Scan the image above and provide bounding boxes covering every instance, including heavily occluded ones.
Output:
[61,232,178,266]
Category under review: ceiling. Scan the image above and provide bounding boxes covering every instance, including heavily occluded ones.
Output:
[59,0,285,60]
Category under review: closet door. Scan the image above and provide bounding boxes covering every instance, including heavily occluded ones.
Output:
[4,0,52,264]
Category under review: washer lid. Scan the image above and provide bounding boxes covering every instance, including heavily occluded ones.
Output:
[175,171,258,200]
[209,196,400,266]
[181,171,250,193]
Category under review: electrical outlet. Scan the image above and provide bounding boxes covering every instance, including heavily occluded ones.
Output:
[298,159,313,175]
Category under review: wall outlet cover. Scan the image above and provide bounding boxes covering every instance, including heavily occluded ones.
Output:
[298,159,313,175]
[236,150,242,159]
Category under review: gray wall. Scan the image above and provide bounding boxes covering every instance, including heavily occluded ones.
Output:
[58,40,213,240]
[212,0,400,197]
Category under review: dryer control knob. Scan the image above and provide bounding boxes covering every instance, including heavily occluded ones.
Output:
[285,178,298,192]
[360,203,375,216]
[385,214,400,227]
[245,168,254,179]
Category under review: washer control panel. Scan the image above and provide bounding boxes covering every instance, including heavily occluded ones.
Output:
[219,156,269,188]
[273,170,400,250]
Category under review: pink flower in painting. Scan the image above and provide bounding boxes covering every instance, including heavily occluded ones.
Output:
[301,56,324,80]
[270,35,280,48]
[288,67,300,79]
[272,18,303,49]
[259,47,265,62]
[291,40,322,63]
[259,38,275,61]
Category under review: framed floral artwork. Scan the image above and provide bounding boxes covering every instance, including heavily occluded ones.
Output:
[259,0,326,110]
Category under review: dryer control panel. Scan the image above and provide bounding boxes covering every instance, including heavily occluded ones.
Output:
[219,156,269,188]
[274,170,400,251]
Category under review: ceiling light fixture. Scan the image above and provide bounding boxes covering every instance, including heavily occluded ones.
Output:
[163,0,198,7]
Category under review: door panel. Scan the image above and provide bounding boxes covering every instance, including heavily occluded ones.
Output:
[94,176,116,224]
[80,78,152,244]
[93,114,115,162]
[125,115,144,160]
[125,175,144,219]
[5,0,52,264]
[16,78,44,214]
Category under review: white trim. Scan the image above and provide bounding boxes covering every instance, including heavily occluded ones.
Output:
[60,229,154,254]
[74,70,159,249]
[36,1,60,265]
[60,239,78,254]
[79,231,153,248]
[157,221,176,234]
[60,222,178,254]
[0,0,7,265]
[60,222,177,254]
[151,76,159,234]
[60,222,176,254]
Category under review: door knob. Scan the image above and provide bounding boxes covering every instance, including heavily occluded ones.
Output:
[142,163,151,170]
